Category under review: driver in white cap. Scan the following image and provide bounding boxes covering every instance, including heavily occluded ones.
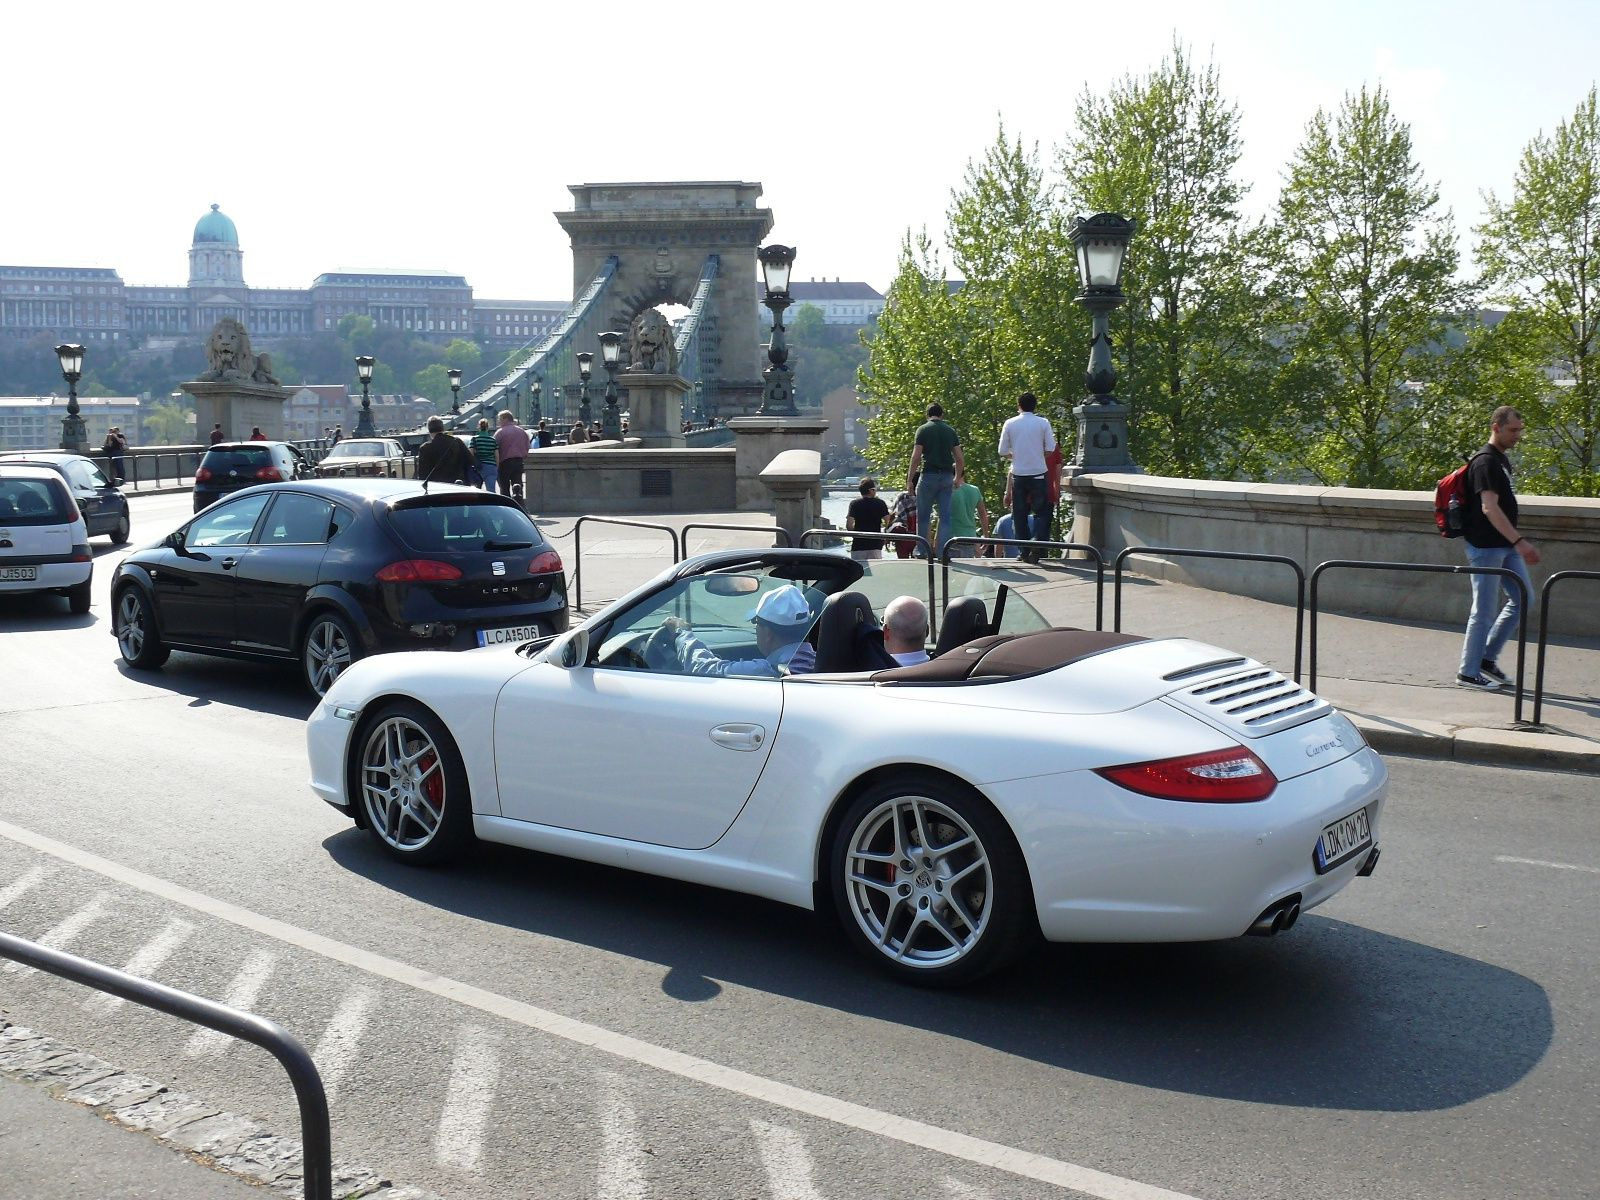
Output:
[661,583,816,677]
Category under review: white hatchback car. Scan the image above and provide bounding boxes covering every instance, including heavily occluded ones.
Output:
[0,463,94,613]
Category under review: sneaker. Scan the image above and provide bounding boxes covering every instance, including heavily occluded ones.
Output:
[1480,659,1512,686]
[1456,673,1502,691]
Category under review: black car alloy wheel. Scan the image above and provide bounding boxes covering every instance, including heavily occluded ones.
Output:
[114,587,170,668]
[302,611,358,697]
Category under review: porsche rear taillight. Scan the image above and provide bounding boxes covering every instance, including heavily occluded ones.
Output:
[1095,746,1277,803]
[375,559,464,583]
[528,550,563,575]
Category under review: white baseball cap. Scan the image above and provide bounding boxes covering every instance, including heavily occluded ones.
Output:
[747,584,811,627]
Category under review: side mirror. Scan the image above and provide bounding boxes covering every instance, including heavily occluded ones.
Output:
[552,627,589,669]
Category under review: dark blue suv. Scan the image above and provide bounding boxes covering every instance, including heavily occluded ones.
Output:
[0,450,131,544]
[193,441,311,512]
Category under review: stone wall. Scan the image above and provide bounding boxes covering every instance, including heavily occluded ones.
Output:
[521,446,736,514]
[1069,474,1600,636]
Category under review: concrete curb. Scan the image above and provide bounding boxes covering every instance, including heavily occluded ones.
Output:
[1350,714,1600,771]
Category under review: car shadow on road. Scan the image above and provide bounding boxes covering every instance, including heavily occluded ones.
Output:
[0,594,99,631]
[111,652,318,719]
[323,830,1550,1114]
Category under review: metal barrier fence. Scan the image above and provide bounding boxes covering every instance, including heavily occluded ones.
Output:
[1309,559,1531,725]
[0,930,332,1200]
[800,527,936,633]
[571,516,680,611]
[1115,546,1306,681]
[943,537,1106,631]
[1533,570,1600,726]
[680,522,792,549]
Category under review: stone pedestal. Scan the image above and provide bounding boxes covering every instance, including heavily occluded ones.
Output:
[760,449,822,549]
[621,373,690,447]
[183,380,291,442]
[728,415,828,511]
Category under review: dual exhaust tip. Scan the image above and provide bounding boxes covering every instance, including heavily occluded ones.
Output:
[1248,895,1302,937]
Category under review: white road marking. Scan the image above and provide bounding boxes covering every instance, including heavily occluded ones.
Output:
[597,1070,647,1200]
[435,1026,498,1172]
[86,917,195,1012]
[311,984,377,1104]
[0,819,1206,1200]
[944,1178,996,1198]
[184,948,275,1056]
[2,891,109,975]
[752,1120,826,1200]
[1494,855,1600,875]
[0,864,51,909]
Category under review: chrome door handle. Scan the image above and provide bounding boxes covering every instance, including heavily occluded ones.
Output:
[220,557,237,570]
[710,723,765,752]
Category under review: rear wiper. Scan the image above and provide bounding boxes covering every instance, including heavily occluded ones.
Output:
[483,539,535,551]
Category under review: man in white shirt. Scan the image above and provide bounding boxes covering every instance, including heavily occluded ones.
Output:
[883,595,930,666]
[997,392,1058,564]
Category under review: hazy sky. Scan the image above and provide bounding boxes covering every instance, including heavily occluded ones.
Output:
[5,0,1596,301]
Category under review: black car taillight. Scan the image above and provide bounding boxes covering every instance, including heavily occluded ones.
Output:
[375,559,464,583]
[195,466,213,482]
[528,550,563,575]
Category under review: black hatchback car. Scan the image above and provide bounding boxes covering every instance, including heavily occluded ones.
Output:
[0,450,130,543]
[111,479,569,695]
[193,441,311,512]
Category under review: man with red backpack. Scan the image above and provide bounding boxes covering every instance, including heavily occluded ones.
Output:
[1457,406,1541,691]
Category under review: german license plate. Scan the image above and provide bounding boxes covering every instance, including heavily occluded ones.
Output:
[477,623,540,648]
[1314,806,1372,873]
[0,566,38,582]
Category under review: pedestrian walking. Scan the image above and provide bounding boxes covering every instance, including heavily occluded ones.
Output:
[1457,405,1541,690]
[907,404,964,559]
[947,472,990,553]
[416,416,473,484]
[997,392,1057,563]
[494,409,532,503]
[470,418,499,492]
[845,477,889,560]
[209,423,225,445]
[249,426,266,441]
[331,425,343,446]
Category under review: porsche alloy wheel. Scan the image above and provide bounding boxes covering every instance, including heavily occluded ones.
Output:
[832,777,1033,986]
[355,702,471,864]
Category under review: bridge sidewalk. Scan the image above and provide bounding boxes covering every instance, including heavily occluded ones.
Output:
[548,513,1600,771]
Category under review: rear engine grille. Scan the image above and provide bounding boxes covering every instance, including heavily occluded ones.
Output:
[1174,667,1328,736]
[431,578,554,608]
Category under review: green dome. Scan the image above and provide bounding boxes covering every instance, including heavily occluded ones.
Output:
[193,204,238,245]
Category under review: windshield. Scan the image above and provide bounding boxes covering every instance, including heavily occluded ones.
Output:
[330,441,386,458]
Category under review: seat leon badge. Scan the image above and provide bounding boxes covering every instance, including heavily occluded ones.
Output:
[492,561,505,576]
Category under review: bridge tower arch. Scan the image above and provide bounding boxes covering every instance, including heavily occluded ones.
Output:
[556,181,773,415]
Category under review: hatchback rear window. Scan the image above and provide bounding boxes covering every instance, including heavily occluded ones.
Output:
[0,477,72,524]
[202,447,275,470]
[385,499,542,553]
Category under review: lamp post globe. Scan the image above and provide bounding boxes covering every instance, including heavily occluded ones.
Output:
[55,343,87,451]
[576,352,594,425]
[446,367,462,417]
[1068,213,1136,403]
[597,332,623,439]
[354,355,377,436]
[756,244,798,416]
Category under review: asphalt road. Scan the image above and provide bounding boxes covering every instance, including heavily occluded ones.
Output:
[0,491,1597,1199]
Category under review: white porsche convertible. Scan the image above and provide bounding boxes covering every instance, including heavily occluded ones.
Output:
[307,549,1386,985]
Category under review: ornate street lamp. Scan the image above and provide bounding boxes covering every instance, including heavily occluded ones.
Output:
[530,377,542,424]
[354,355,376,436]
[756,244,798,416]
[598,332,623,439]
[1066,212,1140,476]
[576,351,594,425]
[694,379,704,425]
[1068,213,1136,403]
[55,343,87,451]
[447,367,462,416]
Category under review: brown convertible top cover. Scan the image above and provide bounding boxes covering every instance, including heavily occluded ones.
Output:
[869,628,1148,684]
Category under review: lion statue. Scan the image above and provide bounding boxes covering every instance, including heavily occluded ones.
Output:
[627,307,679,375]
[199,317,279,385]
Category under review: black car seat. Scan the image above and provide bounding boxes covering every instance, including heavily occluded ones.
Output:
[813,590,899,673]
[933,595,991,657]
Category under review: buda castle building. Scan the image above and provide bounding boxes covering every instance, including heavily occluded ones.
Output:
[0,205,565,351]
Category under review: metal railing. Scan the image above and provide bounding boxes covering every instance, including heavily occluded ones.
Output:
[1533,570,1600,727]
[1115,546,1305,680]
[680,522,791,550]
[1309,559,1531,724]
[800,527,935,636]
[944,537,1106,631]
[0,930,331,1200]
[571,516,680,610]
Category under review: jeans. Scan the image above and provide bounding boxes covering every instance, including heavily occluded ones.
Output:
[498,457,524,503]
[1011,474,1052,553]
[916,469,955,558]
[1459,542,1533,678]
[478,461,498,492]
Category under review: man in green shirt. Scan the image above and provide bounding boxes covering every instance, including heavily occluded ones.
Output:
[907,403,964,558]
[947,473,990,549]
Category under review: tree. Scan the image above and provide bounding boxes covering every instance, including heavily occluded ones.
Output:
[413,363,452,405]
[143,399,192,444]
[1061,41,1277,479]
[1476,86,1600,496]
[1269,85,1472,488]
